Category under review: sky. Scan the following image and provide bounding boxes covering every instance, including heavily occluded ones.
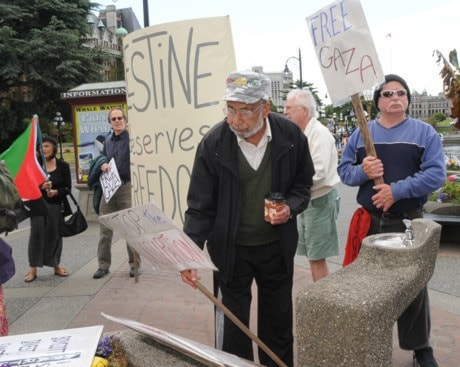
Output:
[96,0,458,103]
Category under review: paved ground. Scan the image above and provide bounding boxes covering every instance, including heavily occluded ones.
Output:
[2,183,459,366]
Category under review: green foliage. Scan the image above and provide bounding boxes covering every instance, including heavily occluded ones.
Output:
[427,112,447,127]
[429,179,460,204]
[0,0,108,151]
[281,80,322,106]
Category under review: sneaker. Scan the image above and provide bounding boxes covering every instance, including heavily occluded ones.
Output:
[129,266,142,277]
[413,347,438,367]
[93,269,109,279]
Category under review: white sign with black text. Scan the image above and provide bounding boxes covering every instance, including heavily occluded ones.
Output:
[100,158,121,203]
[0,326,103,367]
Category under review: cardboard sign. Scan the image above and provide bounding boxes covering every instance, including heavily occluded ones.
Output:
[0,326,103,367]
[102,314,261,367]
[306,0,384,103]
[123,16,236,226]
[99,202,216,271]
[100,158,122,202]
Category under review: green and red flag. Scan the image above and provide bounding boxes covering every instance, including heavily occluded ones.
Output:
[0,115,49,216]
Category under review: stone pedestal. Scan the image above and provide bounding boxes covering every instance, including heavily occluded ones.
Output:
[296,219,441,367]
[112,330,206,367]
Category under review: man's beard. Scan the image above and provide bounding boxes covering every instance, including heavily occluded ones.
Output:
[230,114,264,139]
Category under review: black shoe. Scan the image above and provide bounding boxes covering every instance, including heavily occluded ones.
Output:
[93,269,109,279]
[129,266,142,277]
[413,347,438,367]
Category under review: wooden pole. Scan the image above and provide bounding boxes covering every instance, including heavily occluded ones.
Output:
[183,271,288,367]
[350,93,384,185]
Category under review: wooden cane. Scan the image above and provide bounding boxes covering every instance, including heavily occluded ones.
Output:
[350,93,384,185]
[182,270,288,367]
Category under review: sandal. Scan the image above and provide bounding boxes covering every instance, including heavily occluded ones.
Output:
[54,266,69,277]
[24,268,37,282]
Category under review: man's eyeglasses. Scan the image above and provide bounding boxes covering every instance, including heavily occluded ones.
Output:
[380,89,407,98]
[223,104,263,118]
[110,116,124,121]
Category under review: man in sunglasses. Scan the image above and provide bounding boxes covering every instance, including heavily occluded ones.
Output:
[181,70,314,366]
[93,107,141,279]
[338,74,445,367]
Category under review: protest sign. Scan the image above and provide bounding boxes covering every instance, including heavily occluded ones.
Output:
[102,313,262,367]
[123,16,236,226]
[0,326,103,367]
[306,0,384,103]
[100,158,122,202]
[99,202,216,272]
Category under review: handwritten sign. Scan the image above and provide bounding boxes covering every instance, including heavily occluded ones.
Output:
[103,314,260,367]
[306,0,384,103]
[99,202,216,271]
[100,158,122,202]
[123,16,236,226]
[0,326,103,367]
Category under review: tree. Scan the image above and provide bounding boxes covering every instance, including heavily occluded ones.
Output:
[427,112,447,127]
[281,80,323,107]
[434,49,459,129]
[0,0,108,150]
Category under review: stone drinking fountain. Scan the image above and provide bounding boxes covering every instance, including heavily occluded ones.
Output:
[296,218,441,367]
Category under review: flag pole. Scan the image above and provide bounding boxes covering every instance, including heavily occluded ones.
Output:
[183,271,287,367]
[33,114,47,176]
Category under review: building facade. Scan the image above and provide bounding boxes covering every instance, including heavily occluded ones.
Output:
[409,90,451,120]
[84,5,141,81]
[251,66,289,112]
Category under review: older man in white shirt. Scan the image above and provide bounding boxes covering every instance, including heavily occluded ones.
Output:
[285,89,340,281]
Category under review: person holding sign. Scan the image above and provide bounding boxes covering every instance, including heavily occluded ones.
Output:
[284,89,340,282]
[93,108,140,279]
[182,71,314,367]
[338,74,445,367]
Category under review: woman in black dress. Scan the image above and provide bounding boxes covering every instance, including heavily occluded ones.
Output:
[25,137,72,282]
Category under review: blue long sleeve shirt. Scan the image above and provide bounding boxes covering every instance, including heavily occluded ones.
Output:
[337,116,445,213]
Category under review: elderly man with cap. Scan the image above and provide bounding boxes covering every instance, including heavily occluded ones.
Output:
[181,70,314,366]
[338,74,445,367]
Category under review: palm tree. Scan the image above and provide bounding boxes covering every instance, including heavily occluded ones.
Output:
[434,49,460,129]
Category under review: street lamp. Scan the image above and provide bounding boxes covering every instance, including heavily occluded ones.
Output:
[53,112,65,160]
[363,89,374,121]
[332,112,337,133]
[283,48,303,89]
[349,109,355,132]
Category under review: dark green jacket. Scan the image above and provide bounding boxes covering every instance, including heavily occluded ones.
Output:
[87,155,108,214]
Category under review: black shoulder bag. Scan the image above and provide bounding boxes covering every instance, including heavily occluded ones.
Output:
[59,192,88,237]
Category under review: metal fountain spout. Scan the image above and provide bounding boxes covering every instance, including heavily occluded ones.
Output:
[402,219,414,246]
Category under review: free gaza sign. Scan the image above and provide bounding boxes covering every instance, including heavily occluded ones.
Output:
[306,0,384,103]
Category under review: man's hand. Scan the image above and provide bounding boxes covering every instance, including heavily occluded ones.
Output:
[180,269,198,289]
[270,204,291,225]
[362,156,384,180]
[101,163,109,173]
[372,184,395,212]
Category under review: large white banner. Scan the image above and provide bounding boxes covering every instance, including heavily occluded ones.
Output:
[306,0,384,103]
[102,314,261,367]
[99,202,216,272]
[123,17,236,226]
